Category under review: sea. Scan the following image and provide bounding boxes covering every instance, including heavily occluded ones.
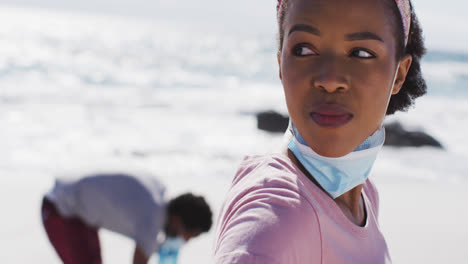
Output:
[0,2,467,263]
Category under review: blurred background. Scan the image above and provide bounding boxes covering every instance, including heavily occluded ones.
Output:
[0,0,467,263]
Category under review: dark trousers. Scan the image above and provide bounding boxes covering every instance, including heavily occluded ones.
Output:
[41,198,102,264]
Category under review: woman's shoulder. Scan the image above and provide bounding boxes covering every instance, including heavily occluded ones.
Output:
[215,154,322,262]
[232,153,329,202]
[234,153,298,177]
[231,153,303,189]
[225,152,337,211]
[225,154,313,207]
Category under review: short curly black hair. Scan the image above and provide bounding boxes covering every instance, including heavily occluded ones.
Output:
[167,193,212,233]
[276,0,427,115]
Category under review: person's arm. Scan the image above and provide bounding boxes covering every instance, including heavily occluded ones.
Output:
[133,245,149,264]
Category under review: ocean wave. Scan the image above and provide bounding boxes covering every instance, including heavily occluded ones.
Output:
[2,6,468,100]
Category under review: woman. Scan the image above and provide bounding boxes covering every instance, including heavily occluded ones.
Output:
[214,0,426,263]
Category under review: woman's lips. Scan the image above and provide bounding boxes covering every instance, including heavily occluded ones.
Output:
[309,104,354,128]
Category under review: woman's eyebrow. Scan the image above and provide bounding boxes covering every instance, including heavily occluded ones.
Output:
[288,24,321,37]
[345,32,384,42]
[288,25,383,43]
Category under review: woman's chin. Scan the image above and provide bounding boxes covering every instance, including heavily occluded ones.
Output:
[297,122,368,157]
[309,141,358,158]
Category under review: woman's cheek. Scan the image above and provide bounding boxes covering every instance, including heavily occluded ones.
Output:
[283,61,311,90]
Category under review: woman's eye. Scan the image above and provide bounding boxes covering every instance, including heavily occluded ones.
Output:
[351,49,375,59]
[292,45,316,57]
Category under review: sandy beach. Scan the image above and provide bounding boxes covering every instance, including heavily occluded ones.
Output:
[378,181,468,264]
[9,178,465,264]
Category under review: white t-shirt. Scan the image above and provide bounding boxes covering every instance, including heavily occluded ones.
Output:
[46,173,167,257]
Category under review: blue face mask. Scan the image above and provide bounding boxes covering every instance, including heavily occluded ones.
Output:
[288,124,385,199]
[158,236,185,264]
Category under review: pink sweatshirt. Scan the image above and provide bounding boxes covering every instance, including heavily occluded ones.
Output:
[214,154,391,264]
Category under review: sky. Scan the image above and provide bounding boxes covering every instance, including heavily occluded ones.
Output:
[0,0,466,51]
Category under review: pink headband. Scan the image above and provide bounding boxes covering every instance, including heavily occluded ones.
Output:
[277,0,411,45]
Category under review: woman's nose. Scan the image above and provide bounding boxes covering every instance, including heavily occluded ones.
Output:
[312,57,349,93]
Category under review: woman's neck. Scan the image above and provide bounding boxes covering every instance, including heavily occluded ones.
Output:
[334,186,366,226]
[287,149,366,226]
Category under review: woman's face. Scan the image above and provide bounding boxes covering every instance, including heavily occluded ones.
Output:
[279,0,411,157]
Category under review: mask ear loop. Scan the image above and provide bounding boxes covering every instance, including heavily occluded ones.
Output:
[378,61,401,131]
[387,62,401,106]
[282,119,294,149]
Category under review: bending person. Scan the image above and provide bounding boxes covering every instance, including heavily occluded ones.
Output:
[41,173,212,264]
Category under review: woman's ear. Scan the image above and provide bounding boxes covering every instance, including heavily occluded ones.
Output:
[277,51,282,80]
[392,54,412,95]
